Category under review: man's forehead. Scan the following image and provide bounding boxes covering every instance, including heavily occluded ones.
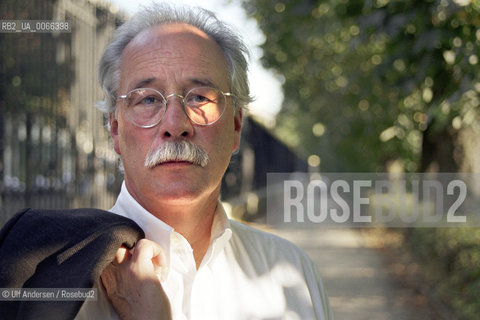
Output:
[118,22,230,92]
[119,22,228,74]
[126,23,214,52]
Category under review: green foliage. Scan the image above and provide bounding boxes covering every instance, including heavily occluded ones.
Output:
[409,228,480,320]
[243,0,480,171]
[245,1,480,316]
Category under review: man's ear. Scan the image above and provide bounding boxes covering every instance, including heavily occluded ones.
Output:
[109,113,121,155]
[233,107,243,152]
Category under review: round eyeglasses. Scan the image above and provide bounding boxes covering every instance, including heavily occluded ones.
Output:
[118,87,234,128]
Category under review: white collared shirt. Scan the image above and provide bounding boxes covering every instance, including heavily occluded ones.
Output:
[76,182,332,320]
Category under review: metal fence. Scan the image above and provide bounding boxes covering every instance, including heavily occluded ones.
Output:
[0,0,123,225]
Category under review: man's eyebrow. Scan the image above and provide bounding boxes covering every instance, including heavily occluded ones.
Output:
[132,78,156,89]
[189,78,216,88]
[130,77,219,90]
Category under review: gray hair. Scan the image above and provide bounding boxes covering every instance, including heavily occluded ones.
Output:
[97,2,252,118]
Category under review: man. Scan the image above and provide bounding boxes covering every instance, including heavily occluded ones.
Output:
[75,3,331,319]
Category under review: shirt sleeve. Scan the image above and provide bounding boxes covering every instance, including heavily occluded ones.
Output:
[304,258,334,320]
[282,241,334,320]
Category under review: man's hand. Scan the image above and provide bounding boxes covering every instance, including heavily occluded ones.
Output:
[100,239,171,320]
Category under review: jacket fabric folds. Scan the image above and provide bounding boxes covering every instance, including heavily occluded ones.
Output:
[0,208,144,320]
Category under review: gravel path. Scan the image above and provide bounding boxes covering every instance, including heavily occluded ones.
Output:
[271,227,437,320]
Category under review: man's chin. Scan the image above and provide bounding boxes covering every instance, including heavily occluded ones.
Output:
[152,190,204,205]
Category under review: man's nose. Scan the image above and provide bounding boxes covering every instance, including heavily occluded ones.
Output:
[160,95,194,138]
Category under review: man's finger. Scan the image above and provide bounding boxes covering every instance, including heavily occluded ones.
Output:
[112,246,130,266]
[131,239,168,281]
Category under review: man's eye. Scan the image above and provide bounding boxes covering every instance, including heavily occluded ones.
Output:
[191,95,210,103]
[141,96,159,105]
[188,94,216,107]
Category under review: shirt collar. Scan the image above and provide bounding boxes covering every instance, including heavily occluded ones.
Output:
[201,202,232,268]
[109,181,232,273]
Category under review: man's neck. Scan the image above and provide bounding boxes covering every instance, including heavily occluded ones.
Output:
[135,189,219,269]
[157,199,217,268]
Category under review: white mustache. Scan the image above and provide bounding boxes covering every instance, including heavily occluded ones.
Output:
[144,140,209,168]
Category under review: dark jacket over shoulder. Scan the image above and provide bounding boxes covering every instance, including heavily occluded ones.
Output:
[0,208,144,320]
